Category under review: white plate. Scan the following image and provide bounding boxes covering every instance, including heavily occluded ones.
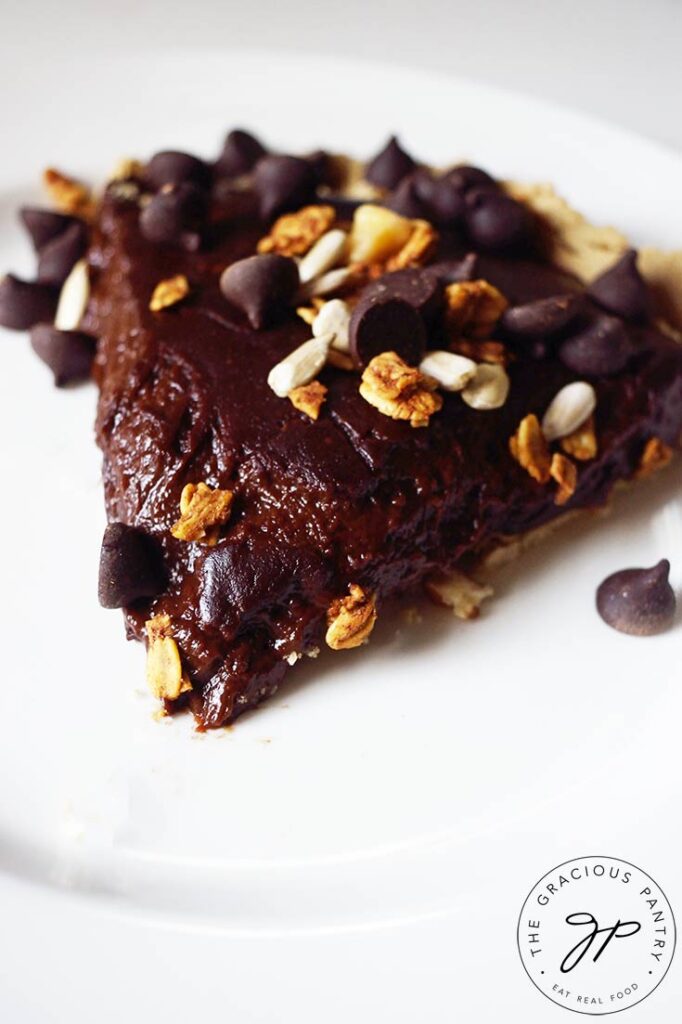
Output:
[1,51,681,1022]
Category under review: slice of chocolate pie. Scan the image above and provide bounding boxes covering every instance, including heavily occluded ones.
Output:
[3,132,681,728]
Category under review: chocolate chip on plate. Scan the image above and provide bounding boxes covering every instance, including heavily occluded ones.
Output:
[596,559,676,636]
[588,249,650,322]
[501,293,584,339]
[98,522,167,609]
[37,221,88,286]
[219,253,299,329]
[0,274,58,330]
[20,207,78,252]
[216,128,267,177]
[253,154,318,221]
[349,294,426,367]
[559,314,633,376]
[365,136,416,190]
[30,324,96,386]
[464,188,529,251]
[361,267,443,323]
[139,182,207,249]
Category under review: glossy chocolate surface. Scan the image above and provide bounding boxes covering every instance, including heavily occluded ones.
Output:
[83,175,682,728]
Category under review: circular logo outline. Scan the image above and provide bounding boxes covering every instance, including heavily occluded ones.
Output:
[516,855,676,1015]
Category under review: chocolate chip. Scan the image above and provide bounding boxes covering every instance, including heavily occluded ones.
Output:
[349,294,426,367]
[30,324,96,385]
[37,221,88,285]
[98,522,167,609]
[445,165,496,193]
[219,253,299,329]
[559,314,634,376]
[306,150,333,186]
[415,173,466,226]
[253,155,317,221]
[386,176,429,219]
[145,150,211,191]
[365,136,416,190]
[501,293,584,339]
[464,188,530,251]
[0,274,58,330]
[361,268,442,323]
[596,559,676,636]
[588,249,649,322]
[20,207,77,252]
[139,183,207,249]
[429,252,479,284]
[325,196,364,221]
[217,129,267,176]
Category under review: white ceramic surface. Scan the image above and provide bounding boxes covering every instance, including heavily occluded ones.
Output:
[0,52,680,1022]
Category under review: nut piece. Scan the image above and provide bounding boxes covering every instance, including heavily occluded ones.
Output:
[451,338,510,365]
[145,613,191,700]
[267,334,332,397]
[171,482,234,545]
[541,381,596,442]
[288,380,327,420]
[386,219,438,271]
[149,274,190,312]
[444,280,508,339]
[509,413,552,483]
[560,414,598,461]
[257,204,335,257]
[347,204,414,264]
[461,362,510,410]
[325,584,377,650]
[298,229,348,285]
[55,258,90,331]
[426,570,494,620]
[312,297,351,351]
[635,437,674,478]
[419,350,477,392]
[43,167,94,219]
[550,452,577,505]
[359,351,443,428]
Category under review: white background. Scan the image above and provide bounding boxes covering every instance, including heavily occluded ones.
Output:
[2,0,682,151]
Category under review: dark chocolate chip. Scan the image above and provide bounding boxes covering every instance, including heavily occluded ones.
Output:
[30,324,96,386]
[501,293,584,340]
[253,154,318,221]
[415,173,466,226]
[464,188,530,251]
[349,294,426,367]
[217,129,267,176]
[587,249,649,322]
[139,183,207,249]
[20,207,77,252]
[37,221,88,285]
[429,252,479,284]
[365,136,416,190]
[386,176,429,219]
[445,165,496,193]
[361,267,443,323]
[98,522,167,609]
[145,150,211,191]
[219,253,299,329]
[306,150,332,186]
[559,314,634,376]
[0,274,58,330]
[596,559,676,636]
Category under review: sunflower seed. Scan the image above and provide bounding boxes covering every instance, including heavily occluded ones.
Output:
[312,298,351,351]
[542,381,596,441]
[298,265,353,301]
[419,350,477,391]
[54,258,90,330]
[267,334,332,397]
[298,229,348,285]
[461,362,510,410]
